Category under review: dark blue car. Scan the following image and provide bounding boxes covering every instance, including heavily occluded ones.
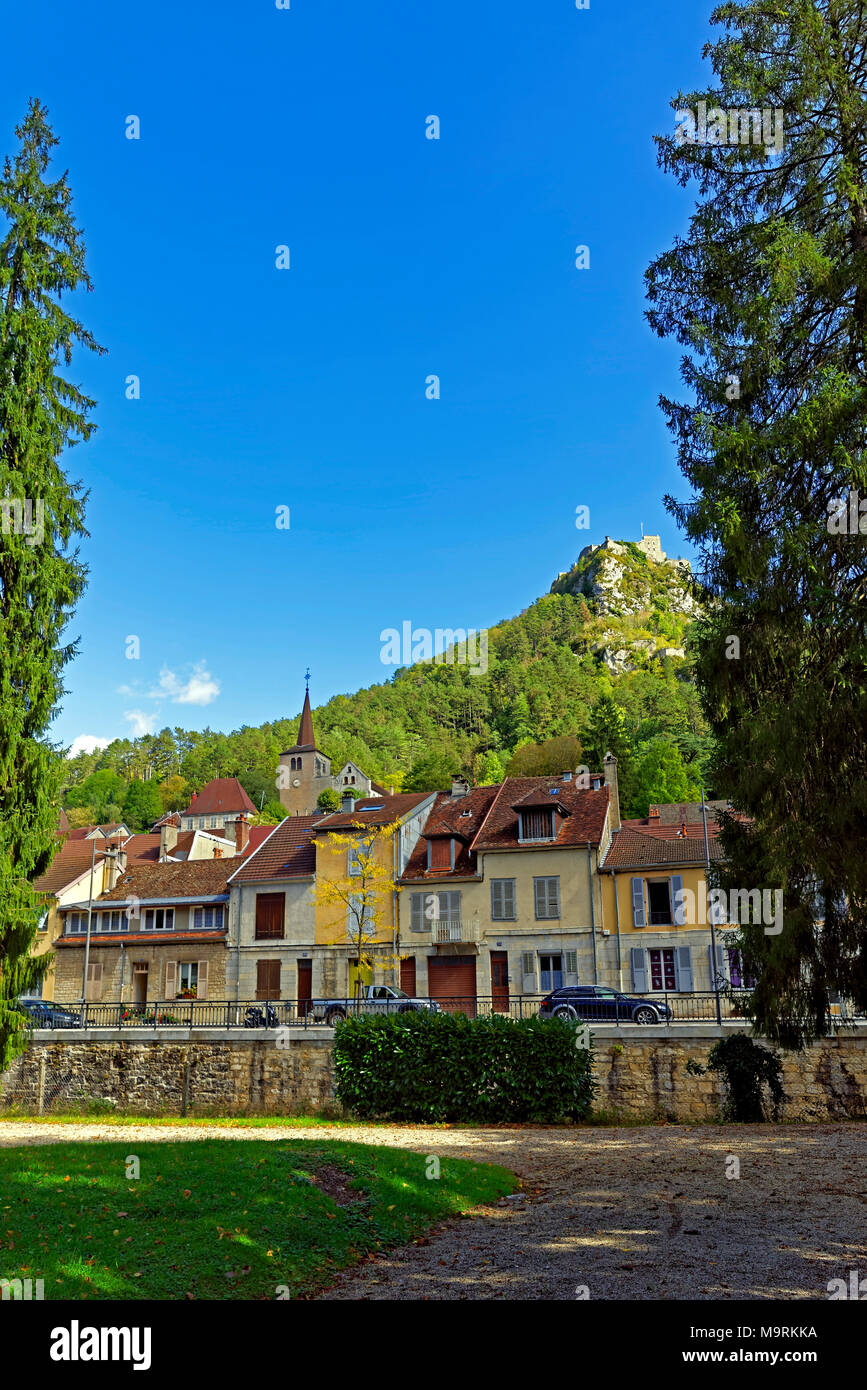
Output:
[17,998,81,1029]
[539,985,673,1024]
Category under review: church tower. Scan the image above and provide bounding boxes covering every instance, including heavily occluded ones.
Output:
[278,681,334,815]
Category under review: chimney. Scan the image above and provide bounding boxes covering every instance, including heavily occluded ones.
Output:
[451,775,470,800]
[234,815,250,855]
[160,820,178,858]
[679,821,687,838]
[103,848,120,892]
[602,751,621,832]
[648,805,660,821]
[341,792,356,813]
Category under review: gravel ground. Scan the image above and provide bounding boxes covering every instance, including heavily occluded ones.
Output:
[1,1120,864,1300]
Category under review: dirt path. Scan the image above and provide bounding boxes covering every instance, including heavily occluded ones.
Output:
[1,1120,864,1300]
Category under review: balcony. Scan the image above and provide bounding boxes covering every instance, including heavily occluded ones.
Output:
[431,919,480,945]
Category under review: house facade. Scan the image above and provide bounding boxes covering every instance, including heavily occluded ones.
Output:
[397,765,618,1009]
[179,777,256,833]
[53,858,233,1007]
[598,806,743,996]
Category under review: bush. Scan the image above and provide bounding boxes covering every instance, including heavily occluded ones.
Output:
[332,1011,596,1122]
[700,1034,786,1122]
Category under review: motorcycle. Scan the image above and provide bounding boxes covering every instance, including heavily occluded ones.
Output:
[243,1004,279,1028]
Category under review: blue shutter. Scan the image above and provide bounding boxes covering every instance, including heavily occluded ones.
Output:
[671,875,685,925]
[631,877,646,927]
[630,947,647,992]
[676,945,693,992]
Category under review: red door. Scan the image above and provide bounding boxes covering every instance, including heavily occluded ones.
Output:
[400,956,417,995]
[491,951,509,1013]
[427,956,477,1016]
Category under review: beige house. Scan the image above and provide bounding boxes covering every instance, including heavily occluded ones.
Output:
[53,858,233,1008]
[397,764,619,1009]
[31,842,110,999]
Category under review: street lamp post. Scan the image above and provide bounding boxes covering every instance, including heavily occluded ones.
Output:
[700,784,723,1027]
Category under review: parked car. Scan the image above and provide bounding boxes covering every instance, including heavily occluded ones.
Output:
[16,998,81,1029]
[308,985,441,1027]
[539,985,673,1025]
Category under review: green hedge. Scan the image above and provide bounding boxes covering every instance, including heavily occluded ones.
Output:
[332,1011,596,1122]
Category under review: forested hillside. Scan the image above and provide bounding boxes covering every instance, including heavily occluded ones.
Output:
[62,541,713,828]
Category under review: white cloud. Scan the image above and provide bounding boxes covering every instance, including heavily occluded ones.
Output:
[151,661,220,706]
[68,735,110,759]
[124,708,159,737]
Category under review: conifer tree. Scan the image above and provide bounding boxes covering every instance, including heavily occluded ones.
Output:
[0,100,103,1067]
[647,1,867,1044]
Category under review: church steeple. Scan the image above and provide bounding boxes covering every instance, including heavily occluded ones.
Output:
[296,686,316,749]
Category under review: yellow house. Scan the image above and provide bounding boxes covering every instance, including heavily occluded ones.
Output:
[31,842,108,1000]
[599,804,745,998]
[397,769,617,1009]
[311,791,436,997]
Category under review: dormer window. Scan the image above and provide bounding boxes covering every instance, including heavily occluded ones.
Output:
[518,809,557,842]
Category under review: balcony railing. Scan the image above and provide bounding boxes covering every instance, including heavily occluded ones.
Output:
[430,919,481,944]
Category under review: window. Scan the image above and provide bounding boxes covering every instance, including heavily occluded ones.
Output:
[491,878,516,920]
[255,893,285,940]
[539,953,563,991]
[519,809,555,842]
[647,879,672,926]
[193,905,224,930]
[727,948,756,990]
[143,908,175,931]
[521,951,535,984]
[648,948,677,991]
[533,877,560,920]
[429,838,452,871]
[348,843,362,876]
[37,911,49,933]
[209,815,218,829]
[178,962,198,993]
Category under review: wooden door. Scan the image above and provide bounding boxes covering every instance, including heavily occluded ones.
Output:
[400,956,417,996]
[490,951,509,1013]
[256,959,281,1000]
[297,959,312,1017]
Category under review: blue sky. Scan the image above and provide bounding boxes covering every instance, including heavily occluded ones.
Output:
[2,0,715,754]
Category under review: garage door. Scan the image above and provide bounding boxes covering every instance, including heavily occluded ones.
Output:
[427,956,477,1016]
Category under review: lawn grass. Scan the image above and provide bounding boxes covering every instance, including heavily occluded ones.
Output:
[0,1139,515,1299]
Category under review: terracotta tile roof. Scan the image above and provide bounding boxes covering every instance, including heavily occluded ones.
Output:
[33,846,105,896]
[122,834,162,863]
[93,859,234,903]
[600,824,724,871]
[316,792,432,831]
[470,777,610,852]
[66,826,93,841]
[242,825,277,857]
[57,931,227,948]
[648,800,730,825]
[400,786,497,882]
[229,817,320,883]
[180,777,256,818]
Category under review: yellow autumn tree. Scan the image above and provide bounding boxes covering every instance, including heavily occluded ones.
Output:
[314,818,402,996]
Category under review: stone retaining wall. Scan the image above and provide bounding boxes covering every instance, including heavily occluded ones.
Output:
[2,1027,866,1121]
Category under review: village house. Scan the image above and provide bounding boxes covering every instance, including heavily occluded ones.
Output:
[598,801,744,996]
[53,858,235,1007]
[179,777,256,833]
[397,762,619,1009]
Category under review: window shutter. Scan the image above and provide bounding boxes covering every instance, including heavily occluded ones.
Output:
[564,950,578,976]
[671,875,685,925]
[491,880,503,919]
[675,945,693,992]
[549,878,560,917]
[534,878,545,917]
[410,894,425,931]
[708,888,727,925]
[631,878,646,928]
[630,947,647,993]
[503,879,515,918]
[441,891,461,922]
[708,944,726,988]
[197,960,209,1001]
[85,961,103,1001]
[521,951,535,989]
[165,961,176,998]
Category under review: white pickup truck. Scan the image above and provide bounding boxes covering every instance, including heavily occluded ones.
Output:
[308,985,441,1027]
